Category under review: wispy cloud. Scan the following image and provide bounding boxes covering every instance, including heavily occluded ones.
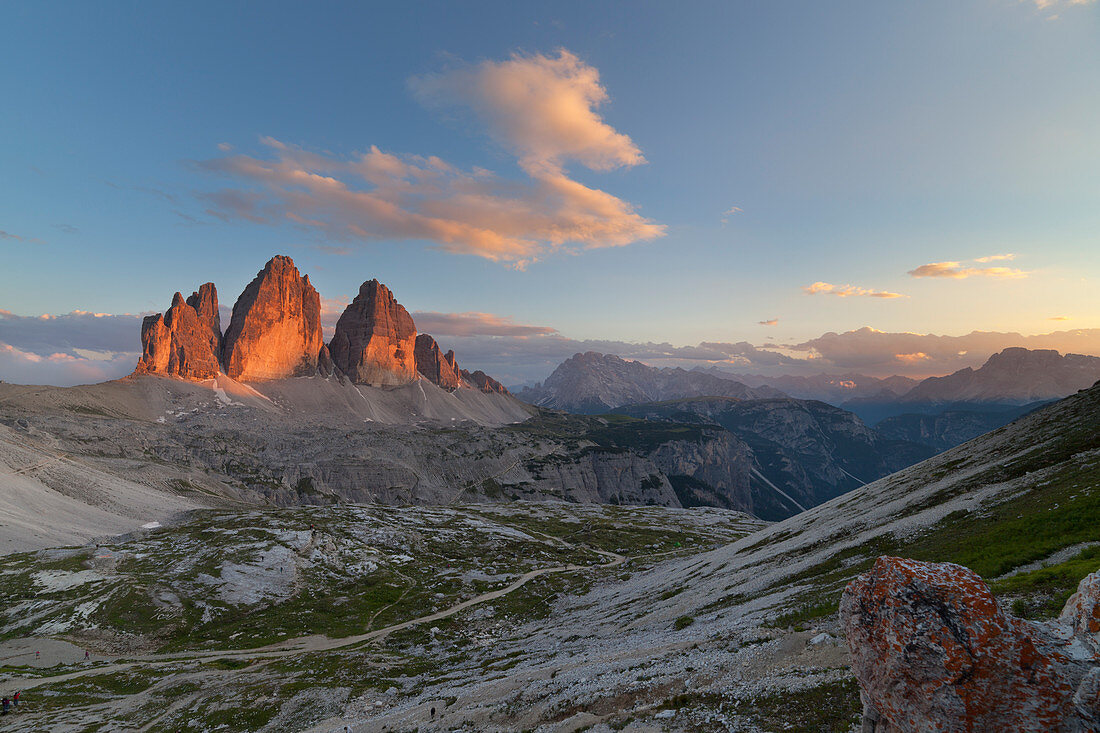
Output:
[721,205,743,225]
[196,50,664,268]
[802,282,905,298]
[974,253,1016,263]
[759,318,779,326]
[1049,315,1071,321]
[412,311,559,338]
[0,229,45,245]
[908,260,1028,279]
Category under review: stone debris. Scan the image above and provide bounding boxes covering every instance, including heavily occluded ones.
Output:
[841,556,1100,732]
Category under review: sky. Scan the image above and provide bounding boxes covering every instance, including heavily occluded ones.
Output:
[1,0,1099,386]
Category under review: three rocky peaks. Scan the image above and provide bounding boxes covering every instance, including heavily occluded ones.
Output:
[134,255,507,394]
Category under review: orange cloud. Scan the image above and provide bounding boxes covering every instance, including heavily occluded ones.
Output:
[803,282,905,299]
[409,50,645,176]
[196,51,665,268]
[759,318,779,326]
[974,253,1016,263]
[1049,316,1071,321]
[895,352,930,364]
[908,260,1028,279]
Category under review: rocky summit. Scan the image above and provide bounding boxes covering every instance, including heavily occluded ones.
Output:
[221,256,329,381]
[330,279,418,386]
[414,333,461,391]
[841,556,1100,731]
[130,255,509,394]
[135,290,222,380]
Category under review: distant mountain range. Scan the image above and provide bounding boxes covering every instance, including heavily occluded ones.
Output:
[519,348,1100,454]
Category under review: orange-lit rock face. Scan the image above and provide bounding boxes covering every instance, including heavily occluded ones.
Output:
[841,556,1098,732]
[136,291,222,380]
[222,256,327,381]
[414,334,461,391]
[329,279,418,386]
[461,368,509,395]
[186,282,221,355]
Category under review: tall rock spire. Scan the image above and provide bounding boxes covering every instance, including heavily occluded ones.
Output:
[222,256,329,381]
[135,291,222,380]
[329,279,418,386]
[414,334,461,391]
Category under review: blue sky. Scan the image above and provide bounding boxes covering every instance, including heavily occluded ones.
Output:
[1,1,1098,384]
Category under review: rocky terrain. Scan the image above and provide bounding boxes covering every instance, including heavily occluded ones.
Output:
[516,352,784,413]
[2,371,1096,731]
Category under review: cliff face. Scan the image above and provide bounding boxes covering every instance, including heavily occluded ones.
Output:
[222,256,328,381]
[415,334,462,391]
[185,282,222,356]
[129,256,513,391]
[135,290,222,380]
[329,280,418,386]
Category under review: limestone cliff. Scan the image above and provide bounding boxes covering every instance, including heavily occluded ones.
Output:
[414,334,461,391]
[135,291,222,380]
[222,256,328,381]
[329,280,418,386]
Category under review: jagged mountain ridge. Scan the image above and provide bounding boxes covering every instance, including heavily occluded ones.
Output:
[135,255,508,395]
[516,351,784,413]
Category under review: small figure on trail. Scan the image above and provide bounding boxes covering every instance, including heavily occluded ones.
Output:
[1,697,9,715]
[431,706,436,718]
[11,691,18,707]
[35,651,39,660]
[85,649,90,661]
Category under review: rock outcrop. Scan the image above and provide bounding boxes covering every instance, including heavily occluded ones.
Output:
[222,256,329,381]
[841,556,1100,732]
[185,282,222,356]
[462,369,509,395]
[414,334,461,391]
[135,291,222,380]
[329,280,418,386]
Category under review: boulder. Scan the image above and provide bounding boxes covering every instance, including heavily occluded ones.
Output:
[414,334,461,391]
[840,556,1100,732]
[135,292,222,380]
[329,279,417,386]
[222,256,328,381]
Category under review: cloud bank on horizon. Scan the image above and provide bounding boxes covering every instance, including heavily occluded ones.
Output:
[4,306,1100,387]
[195,50,664,268]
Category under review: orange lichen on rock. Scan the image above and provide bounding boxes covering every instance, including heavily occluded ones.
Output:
[841,556,1100,732]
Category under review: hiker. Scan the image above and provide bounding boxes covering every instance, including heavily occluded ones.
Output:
[431,706,436,718]
[35,651,39,660]
[85,649,90,660]
[11,691,18,707]
[2,697,9,715]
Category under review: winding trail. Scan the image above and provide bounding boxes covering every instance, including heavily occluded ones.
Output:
[5,546,627,692]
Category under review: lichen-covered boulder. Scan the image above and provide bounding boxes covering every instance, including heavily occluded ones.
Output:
[840,556,1100,732]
